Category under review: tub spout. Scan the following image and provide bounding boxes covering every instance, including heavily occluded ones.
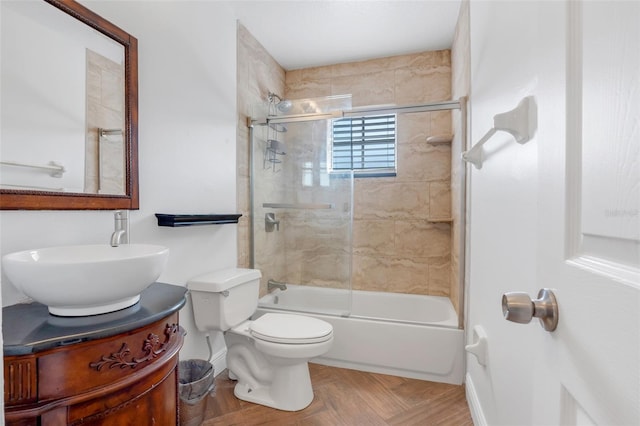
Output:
[267,279,287,292]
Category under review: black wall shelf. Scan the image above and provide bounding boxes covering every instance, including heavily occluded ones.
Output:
[155,213,242,227]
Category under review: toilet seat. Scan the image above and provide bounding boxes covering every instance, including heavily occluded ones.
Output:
[250,313,333,344]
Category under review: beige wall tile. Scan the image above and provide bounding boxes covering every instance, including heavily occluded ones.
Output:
[397,112,431,145]
[286,69,303,84]
[429,261,451,296]
[236,121,250,178]
[331,56,397,78]
[396,144,451,182]
[383,50,451,73]
[237,174,249,215]
[331,71,395,107]
[429,182,452,219]
[284,215,350,253]
[395,68,451,105]
[101,70,124,112]
[237,219,250,269]
[395,221,450,258]
[354,180,430,220]
[294,251,351,288]
[86,64,101,104]
[301,66,331,81]
[285,78,332,100]
[353,219,395,256]
[431,110,453,136]
[352,254,429,294]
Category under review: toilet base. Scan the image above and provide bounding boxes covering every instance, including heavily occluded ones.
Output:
[232,360,314,411]
[224,318,333,411]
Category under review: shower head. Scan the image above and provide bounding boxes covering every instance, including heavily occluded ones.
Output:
[276,99,292,113]
[268,92,292,113]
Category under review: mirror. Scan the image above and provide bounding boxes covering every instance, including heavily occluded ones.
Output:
[0,0,138,210]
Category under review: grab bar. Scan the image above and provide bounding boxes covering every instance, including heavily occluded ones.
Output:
[0,160,66,178]
[263,203,334,210]
[99,128,122,138]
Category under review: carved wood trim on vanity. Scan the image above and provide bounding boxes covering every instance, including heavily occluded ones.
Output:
[4,315,185,425]
[89,323,180,370]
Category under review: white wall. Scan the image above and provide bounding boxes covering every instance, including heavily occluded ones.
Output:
[464,1,555,424]
[0,1,238,367]
[1,1,88,191]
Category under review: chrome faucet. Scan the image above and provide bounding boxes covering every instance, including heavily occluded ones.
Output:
[110,210,129,247]
[267,279,287,292]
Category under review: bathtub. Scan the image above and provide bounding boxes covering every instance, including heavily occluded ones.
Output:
[256,285,464,385]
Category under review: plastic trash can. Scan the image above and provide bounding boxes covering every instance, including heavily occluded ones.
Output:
[178,359,215,426]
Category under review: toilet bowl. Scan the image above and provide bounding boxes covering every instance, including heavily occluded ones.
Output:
[187,268,333,411]
[226,313,333,410]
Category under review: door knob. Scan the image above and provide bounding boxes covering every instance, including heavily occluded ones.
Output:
[501,288,558,332]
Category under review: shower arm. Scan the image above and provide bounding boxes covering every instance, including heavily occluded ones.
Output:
[267,92,284,103]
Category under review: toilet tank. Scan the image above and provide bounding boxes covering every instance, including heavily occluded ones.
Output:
[187,268,262,332]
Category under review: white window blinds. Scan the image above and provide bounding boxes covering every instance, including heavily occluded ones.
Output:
[331,114,396,175]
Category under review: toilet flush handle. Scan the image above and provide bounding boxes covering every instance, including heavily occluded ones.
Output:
[501,288,558,332]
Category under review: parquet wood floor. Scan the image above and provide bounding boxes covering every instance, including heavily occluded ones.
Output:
[202,363,474,425]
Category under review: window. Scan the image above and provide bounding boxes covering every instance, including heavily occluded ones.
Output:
[330,114,396,177]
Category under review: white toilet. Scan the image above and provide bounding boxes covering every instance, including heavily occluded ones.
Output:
[187,268,333,411]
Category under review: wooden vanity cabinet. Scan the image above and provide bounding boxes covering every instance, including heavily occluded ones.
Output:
[4,311,185,425]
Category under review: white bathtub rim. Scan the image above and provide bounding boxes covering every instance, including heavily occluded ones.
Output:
[260,285,459,328]
[255,304,460,330]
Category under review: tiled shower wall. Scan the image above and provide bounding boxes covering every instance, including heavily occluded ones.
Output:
[285,52,454,297]
[236,24,285,291]
[237,24,460,301]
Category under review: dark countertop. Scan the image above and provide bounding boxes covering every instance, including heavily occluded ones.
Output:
[3,282,187,356]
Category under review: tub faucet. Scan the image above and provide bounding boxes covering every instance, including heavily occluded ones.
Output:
[265,213,280,232]
[267,279,287,292]
[110,210,129,247]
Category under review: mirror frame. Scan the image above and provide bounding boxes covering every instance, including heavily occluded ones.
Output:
[0,0,138,210]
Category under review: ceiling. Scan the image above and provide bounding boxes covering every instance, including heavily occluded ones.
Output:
[230,1,462,70]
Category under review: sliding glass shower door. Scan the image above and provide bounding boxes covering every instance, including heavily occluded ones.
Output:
[251,100,353,316]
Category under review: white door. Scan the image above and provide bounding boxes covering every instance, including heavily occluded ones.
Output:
[532,1,640,424]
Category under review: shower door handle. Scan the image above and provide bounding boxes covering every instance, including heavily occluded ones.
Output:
[501,288,558,332]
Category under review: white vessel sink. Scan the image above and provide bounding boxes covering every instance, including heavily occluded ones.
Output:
[2,244,169,316]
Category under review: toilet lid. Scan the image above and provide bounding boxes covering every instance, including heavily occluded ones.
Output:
[250,313,333,344]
